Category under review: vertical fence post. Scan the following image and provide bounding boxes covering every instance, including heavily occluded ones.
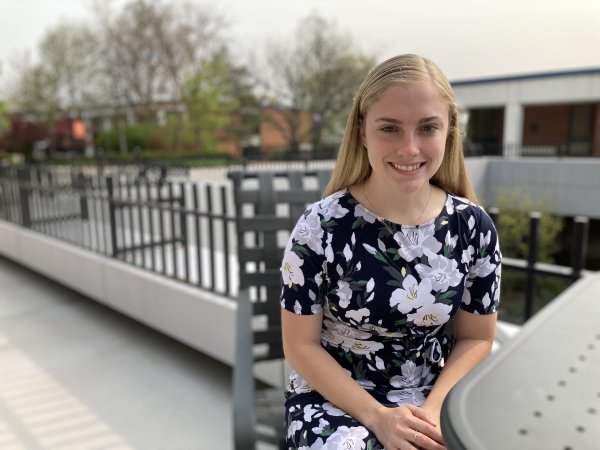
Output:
[77,172,89,221]
[525,212,541,321]
[106,177,118,257]
[17,168,32,228]
[571,216,589,281]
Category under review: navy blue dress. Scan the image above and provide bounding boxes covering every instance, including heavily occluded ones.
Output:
[280,189,501,449]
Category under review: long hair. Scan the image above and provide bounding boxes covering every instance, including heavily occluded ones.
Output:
[323,54,478,203]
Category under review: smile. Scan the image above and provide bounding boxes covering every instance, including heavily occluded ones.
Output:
[391,162,424,172]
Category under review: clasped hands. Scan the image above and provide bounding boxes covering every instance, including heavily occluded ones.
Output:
[370,404,446,450]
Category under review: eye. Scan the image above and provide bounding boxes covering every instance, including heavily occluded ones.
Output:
[420,123,439,133]
[380,125,398,133]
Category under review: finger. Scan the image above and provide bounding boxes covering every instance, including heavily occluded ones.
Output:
[415,424,445,446]
[410,406,437,427]
[413,430,446,450]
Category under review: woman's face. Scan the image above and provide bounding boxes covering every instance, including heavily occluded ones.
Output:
[360,81,449,195]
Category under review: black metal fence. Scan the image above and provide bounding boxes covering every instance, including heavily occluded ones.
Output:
[0,165,236,297]
[0,164,594,322]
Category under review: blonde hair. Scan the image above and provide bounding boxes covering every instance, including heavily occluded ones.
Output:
[323,54,478,203]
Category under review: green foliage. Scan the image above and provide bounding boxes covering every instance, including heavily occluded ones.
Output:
[494,187,564,263]
[180,55,239,152]
[96,123,167,153]
[492,187,566,322]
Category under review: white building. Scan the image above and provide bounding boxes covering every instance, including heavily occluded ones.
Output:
[452,68,600,158]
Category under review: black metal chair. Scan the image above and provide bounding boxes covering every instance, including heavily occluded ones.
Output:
[229,169,331,450]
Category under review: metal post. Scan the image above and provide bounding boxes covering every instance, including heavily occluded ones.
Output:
[571,216,589,282]
[17,168,32,227]
[525,212,541,321]
[207,184,216,290]
[106,177,118,257]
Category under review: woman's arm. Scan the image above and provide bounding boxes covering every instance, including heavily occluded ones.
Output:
[282,309,445,450]
[422,309,497,423]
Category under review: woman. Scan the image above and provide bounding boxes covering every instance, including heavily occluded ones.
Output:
[280,54,501,450]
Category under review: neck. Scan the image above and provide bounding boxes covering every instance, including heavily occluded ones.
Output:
[362,180,434,225]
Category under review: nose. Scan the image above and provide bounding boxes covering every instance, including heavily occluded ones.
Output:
[395,133,419,157]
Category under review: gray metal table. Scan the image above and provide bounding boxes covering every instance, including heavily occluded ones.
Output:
[441,274,600,450]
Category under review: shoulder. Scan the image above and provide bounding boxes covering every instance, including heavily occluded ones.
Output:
[446,194,495,227]
[304,189,352,219]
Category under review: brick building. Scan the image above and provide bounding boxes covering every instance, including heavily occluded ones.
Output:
[452,68,600,157]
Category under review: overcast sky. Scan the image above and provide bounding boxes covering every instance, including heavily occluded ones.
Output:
[1,0,599,84]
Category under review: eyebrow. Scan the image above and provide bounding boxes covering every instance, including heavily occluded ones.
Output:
[374,116,442,124]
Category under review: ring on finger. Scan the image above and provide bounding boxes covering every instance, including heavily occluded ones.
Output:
[413,431,418,443]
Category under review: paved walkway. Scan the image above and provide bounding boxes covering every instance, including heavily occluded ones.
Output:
[0,256,233,450]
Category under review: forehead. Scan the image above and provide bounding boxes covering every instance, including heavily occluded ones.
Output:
[364,82,449,120]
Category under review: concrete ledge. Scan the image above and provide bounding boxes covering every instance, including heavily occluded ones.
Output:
[0,219,283,386]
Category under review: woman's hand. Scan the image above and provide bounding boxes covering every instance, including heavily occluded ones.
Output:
[369,404,446,450]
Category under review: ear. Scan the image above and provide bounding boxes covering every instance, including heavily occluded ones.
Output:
[359,119,366,147]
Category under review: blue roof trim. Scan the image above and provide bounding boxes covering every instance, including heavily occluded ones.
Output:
[451,67,600,86]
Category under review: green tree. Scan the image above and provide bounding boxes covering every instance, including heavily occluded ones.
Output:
[9,22,100,119]
[263,13,376,151]
[180,55,239,153]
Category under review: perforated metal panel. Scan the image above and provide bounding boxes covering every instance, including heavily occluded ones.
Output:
[441,274,600,450]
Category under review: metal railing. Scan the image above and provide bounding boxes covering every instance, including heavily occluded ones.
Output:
[0,164,594,322]
[0,165,236,298]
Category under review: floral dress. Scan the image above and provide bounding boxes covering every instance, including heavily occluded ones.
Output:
[280,189,501,450]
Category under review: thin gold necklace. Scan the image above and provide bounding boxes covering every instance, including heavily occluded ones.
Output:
[362,182,433,225]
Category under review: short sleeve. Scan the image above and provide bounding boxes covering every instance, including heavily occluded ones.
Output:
[461,207,502,314]
[280,204,327,315]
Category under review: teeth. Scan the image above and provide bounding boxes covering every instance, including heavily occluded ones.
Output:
[392,163,421,171]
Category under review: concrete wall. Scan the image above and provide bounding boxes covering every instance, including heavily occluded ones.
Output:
[0,220,283,386]
[465,157,600,219]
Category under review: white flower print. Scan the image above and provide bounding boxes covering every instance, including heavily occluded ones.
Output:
[445,230,458,249]
[362,243,377,255]
[470,255,496,278]
[415,252,462,292]
[346,308,370,323]
[323,402,347,417]
[288,372,314,395]
[293,300,302,315]
[481,292,491,309]
[318,194,349,221]
[294,211,324,255]
[281,248,305,288]
[390,360,423,389]
[288,420,303,439]
[311,418,330,435]
[357,379,376,390]
[395,226,442,261]
[303,404,320,422]
[336,280,352,308]
[321,321,384,355]
[310,303,322,314]
[323,318,373,340]
[325,232,334,263]
[387,387,427,406]
[480,229,491,248]
[343,244,352,261]
[321,426,369,450]
[462,278,473,305]
[468,215,476,231]
[462,245,475,265]
[407,300,452,326]
[354,203,377,224]
[390,276,434,313]
[445,195,455,215]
